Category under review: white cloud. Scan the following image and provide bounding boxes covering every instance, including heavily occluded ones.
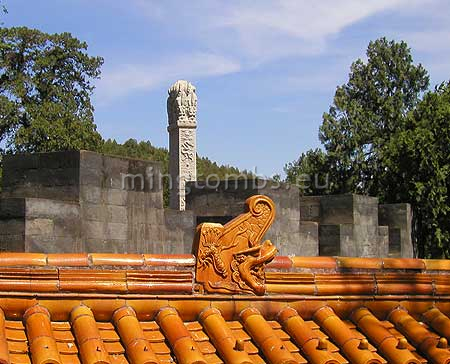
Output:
[132,0,420,63]
[94,52,240,104]
[98,0,432,103]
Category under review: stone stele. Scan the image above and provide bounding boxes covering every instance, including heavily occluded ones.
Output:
[167,80,198,210]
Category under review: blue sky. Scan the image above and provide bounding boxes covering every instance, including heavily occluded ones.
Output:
[5,0,450,177]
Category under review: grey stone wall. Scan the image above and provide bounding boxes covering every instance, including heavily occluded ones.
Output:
[0,198,26,251]
[0,151,413,257]
[303,194,390,257]
[25,198,82,252]
[0,151,194,254]
[379,203,413,258]
[2,151,80,201]
[259,182,317,256]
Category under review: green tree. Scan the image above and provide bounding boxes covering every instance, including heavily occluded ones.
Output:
[383,83,450,258]
[319,37,429,196]
[286,37,450,257]
[284,148,331,195]
[0,27,103,153]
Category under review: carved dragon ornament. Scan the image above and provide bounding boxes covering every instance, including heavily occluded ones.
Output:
[194,195,278,295]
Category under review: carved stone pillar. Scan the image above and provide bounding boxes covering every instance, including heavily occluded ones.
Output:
[167,80,197,210]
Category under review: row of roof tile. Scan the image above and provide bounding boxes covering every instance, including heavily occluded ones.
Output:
[268,256,450,271]
[0,267,448,296]
[0,254,448,296]
[1,300,450,364]
[0,253,196,268]
[1,253,449,272]
[265,271,450,296]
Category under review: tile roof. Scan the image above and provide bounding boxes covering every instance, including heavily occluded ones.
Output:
[0,297,449,364]
[0,195,448,364]
[0,252,447,364]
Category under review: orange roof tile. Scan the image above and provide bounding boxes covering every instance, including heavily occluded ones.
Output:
[0,253,446,363]
[0,196,448,364]
[0,296,447,364]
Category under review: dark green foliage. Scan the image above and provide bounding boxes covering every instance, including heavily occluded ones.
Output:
[102,138,169,166]
[284,149,331,195]
[319,37,429,196]
[383,83,450,258]
[197,156,252,180]
[0,27,104,154]
[285,37,449,257]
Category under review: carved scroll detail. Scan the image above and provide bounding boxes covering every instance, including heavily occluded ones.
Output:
[167,80,197,126]
[194,195,277,295]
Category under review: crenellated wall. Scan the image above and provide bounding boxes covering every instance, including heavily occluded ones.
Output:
[0,151,194,254]
[0,151,413,257]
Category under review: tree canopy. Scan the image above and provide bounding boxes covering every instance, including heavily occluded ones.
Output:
[284,148,331,195]
[0,27,103,153]
[285,37,450,258]
[319,37,429,196]
[383,82,450,257]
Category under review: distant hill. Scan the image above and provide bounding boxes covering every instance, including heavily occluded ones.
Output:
[102,139,253,206]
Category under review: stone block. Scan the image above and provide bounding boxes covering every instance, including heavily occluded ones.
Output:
[388,227,401,257]
[320,195,354,225]
[107,205,128,224]
[150,192,164,209]
[353,195,379,226]
[79,167,104,188]
[105,189,128,206]
[84,220,105,240]
[3,153,39,171]
[26,199,80,219]
[80,150,104,170]
[1,185,40,199]
[378,226,389,258]
[134,191,157,210]
[25,236,81,253]
[146,209,164,226]
[186,193,207,211]
[319,225,341,256]
[38,151,80,169]
[80,185,104,204]
[1,168,25,189]
[145,239,164,255]
[287,219,300,233]
[34,185,80,202]
[164,209,188,228]
[0,234,25,251]
[26,218,54,236]
[85,239,126,253]
[300,196,321,222]
[52,217,81,239]
[38,168,79,187]
[19,168,40,185]
[106,223,128,241]
[82,203,105,222]
[379,203,413,258]
[300,221,319,241]
[0,219,25,235]
[353,224,379,242]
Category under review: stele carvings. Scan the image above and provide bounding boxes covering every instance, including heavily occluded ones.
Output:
[194,195,278,295]
[167,80,197,211]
